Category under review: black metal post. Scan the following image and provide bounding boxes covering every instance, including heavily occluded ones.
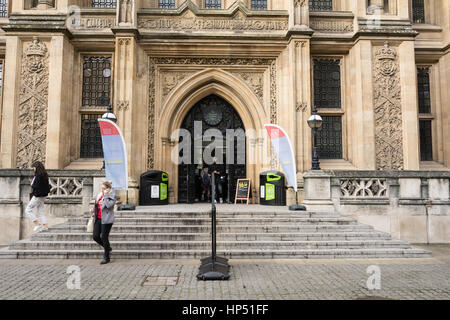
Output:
[197,170,230,280]
[312,127,321,170]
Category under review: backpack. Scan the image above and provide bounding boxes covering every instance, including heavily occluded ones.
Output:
[202,173,211,185]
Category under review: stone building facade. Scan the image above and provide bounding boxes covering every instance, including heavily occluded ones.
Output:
[0,0,448,207]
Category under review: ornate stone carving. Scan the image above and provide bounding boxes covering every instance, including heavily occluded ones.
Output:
[161,72,195,101]
[79,17,116,29]
[296,102,308,112]
[49,178,83,197]
[231,72,264,103]
[17,37,49,169]
[147,57,277,170]
[340,179,387,198]
[373,42,404,170]
[138,13,288,32]
[117,100,130,111]
[310,19,354,32]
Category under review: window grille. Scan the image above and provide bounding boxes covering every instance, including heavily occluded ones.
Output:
[313,59,341,109]
[82,56,112,108]
[205,0,221,9]
[309,0,332,11]
[159,0,175,9]
[419,120,433,161]
[412,0,425,24]
[251,0,267,10]
[417,67,431,114]
[317,116,343,159]
[0,0,7,17]
[92,0,117,8]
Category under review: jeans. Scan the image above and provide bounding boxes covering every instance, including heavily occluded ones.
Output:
[93,219,113,258]
[25,196,47,225]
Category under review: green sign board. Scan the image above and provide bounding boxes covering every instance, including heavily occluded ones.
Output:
[265,183,275,201]
[160,183,167,200]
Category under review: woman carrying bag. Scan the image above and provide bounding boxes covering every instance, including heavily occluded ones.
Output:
[90,181,116,265]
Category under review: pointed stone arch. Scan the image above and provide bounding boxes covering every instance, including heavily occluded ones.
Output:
[153,68,270,203]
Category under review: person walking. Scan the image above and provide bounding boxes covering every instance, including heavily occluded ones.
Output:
[91,181,116,265]
[200,165,211,202]
[26,161,51,232]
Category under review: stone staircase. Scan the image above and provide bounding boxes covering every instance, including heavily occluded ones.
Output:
[0,205,432,259]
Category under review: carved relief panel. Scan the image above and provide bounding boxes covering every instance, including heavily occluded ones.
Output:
[16,37,49,168]
[373,42,404,170]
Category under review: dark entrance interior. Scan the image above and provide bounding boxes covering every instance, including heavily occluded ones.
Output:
[178,95,246,203]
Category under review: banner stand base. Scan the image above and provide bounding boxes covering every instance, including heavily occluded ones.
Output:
[118,204,136,211]
[289,204,306,211]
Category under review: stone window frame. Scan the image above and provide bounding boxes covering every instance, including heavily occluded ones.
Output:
[75,52,115,160]
[409,0,440,25]
[416,64,439,164]
[310,54,348,160]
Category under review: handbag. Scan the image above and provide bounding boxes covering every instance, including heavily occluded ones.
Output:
[86,215,94,233]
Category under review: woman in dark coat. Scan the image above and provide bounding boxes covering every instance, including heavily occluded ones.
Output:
[25,161,51,232]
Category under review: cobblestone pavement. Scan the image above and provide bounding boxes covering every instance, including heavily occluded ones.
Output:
[0,245,449,300]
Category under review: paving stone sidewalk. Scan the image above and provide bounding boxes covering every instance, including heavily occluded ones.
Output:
[0,245,449,300]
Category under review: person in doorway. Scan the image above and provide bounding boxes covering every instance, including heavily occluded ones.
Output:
[91,181,116,265]
[200,165,211,202]
[210,157,225,203]
[25,161,51,232]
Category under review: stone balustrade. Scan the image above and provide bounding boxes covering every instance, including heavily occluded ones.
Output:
[0,169,105,245]
[303,170,450,243]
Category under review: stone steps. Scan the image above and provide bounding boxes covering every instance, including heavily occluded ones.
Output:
[10,239,413,250]
[47,224,376,233]
[0,248,431,259]
[31,231,393,241]
[68,217,357,225]
[0,206,432,259]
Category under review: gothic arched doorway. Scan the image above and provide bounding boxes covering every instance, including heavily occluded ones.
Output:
[178,94,246,203]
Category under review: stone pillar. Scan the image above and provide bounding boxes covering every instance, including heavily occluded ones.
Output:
[46,35,74,169]
[0,37,21,168]
[112,26,140,205]
[302,170,335,212]
[347,40,376,170]
[398,41,420,170]
[0,175,22,246]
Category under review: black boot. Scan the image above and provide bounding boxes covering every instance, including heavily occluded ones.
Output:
[100,249,111,265]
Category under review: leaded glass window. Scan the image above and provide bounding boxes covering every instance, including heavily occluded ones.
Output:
[313,59,341,109]
[159,0,175,8]
[92,0,117,8]
[205,0,221,9]
[419,120,432,161]
[82,56,112,108]
[252,0,267,10]
[412,0,425,24]
[316,116,342,159]
[80,114,104,158]
[0,0,7,17]
[417,67,431,114]
[309,0,332,11]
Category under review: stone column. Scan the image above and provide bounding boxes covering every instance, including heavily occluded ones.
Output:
[46,35,75,169]
[0,37,22,168]
[112,27,140,205]
[347,40,376,170]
